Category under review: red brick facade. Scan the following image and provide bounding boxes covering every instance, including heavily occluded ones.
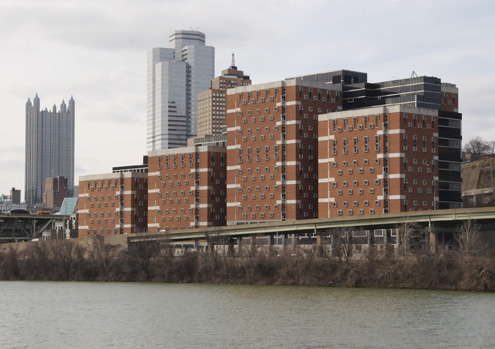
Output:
[318,105,439,218]
[147,146,226,232]
[226,79,342,224]
[43,176,68,208]
[78,173,148,237]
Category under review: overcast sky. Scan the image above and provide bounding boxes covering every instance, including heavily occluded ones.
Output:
[1,0,494,198]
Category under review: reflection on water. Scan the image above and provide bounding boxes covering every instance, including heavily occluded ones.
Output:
[0,282,494,349]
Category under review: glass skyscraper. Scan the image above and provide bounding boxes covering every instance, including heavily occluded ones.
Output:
[147,30,215,151]
[25,95,75,205]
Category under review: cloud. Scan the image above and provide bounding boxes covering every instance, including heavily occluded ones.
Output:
[1,0,495,197]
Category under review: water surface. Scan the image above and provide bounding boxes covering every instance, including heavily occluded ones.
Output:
[0,282,493,348]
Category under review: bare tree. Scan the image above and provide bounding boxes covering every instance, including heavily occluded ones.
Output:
[463,136,491,161]
[317,230,332,258]
[330,227,356,263]
[364,245,381,273]
[126,233,160,280]
[51,239,85,280]
[27,241,54,279]
[86,235,116,278]
[455,220,488,256]
[396,221,424,257]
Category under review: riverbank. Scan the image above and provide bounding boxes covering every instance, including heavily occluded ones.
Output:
[0,238,493,291]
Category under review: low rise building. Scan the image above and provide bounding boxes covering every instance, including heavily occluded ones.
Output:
[147,145,226,232]
[78,172,148,237]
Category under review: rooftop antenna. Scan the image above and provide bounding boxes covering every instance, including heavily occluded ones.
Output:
[411,71,418,78]
[231,52,236,68]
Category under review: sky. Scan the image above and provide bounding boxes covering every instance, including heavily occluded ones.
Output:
[1,0,494,198]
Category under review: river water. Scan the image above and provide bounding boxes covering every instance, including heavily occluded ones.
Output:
[0,282,493,349]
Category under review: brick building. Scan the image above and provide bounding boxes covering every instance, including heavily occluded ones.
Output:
[225,77,342,225]
[317,73,462,218]
[77,69,461,236]
[318,105,439,217]
[147,145,226,232]
[43,176,68,209]
[197,54,251,137]
[78,172,148,237]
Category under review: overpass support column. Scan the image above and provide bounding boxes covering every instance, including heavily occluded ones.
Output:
[429,232,437,254]
[316,234,322,257]
[228,238,235,256]
[428,220,437,254]
[237,237,242,255]
[207,238,215,255]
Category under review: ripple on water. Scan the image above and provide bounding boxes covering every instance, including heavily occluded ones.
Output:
[0,282,494,349]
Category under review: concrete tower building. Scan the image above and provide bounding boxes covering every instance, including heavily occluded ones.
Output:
[147,30,215,151]
[25,95,75,205]
[197,54,251,137]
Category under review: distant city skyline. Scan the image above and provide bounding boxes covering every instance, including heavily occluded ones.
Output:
[1,0,495,197]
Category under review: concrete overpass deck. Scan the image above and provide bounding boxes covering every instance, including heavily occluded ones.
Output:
[128,207,495,247]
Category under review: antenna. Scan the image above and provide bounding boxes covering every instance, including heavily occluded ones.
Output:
[231,52,236,67]
[411,71,418,78]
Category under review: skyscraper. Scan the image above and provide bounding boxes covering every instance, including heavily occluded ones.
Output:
[25,95,75,205]
[147,30,215,151]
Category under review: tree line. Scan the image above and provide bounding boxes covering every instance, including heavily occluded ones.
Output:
[0,221,493,291]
